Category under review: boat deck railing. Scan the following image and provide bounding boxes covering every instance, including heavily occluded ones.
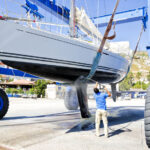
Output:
[0,0,70,36]
[0,0,132,60]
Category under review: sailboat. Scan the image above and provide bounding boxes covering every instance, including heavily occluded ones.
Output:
[0,0,129,118]
[0,0,129,83]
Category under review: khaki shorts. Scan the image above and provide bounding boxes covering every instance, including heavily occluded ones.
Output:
[95,109,108,137]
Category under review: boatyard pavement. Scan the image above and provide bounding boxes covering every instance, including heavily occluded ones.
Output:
[0,98,149,150]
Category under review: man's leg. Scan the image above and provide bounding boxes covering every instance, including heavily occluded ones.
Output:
[102,110,108,137]
[95,110,101,136]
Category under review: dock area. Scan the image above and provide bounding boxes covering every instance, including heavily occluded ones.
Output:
[0,98,148,150]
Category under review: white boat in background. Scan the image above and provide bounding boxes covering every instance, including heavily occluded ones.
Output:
[0,0,129,83]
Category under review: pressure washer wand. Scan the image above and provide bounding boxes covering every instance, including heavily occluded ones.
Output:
[87,0,120,79]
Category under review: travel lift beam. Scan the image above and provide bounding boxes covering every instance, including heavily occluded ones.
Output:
[91,7,148,29]
[29,0,148,29]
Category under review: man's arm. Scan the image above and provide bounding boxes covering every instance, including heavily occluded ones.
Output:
[95,82,111,97]
[104,87,111,97]
[95,82,99,88]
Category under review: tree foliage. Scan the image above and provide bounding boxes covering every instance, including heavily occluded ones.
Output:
[119,71,150,91]
[6,88,22,94]
[136,72,142,80]
[5,79,51,98]
[119,72,134,91]
[147,71,150,82]
[132,81,148,90]
[34,79,50,98]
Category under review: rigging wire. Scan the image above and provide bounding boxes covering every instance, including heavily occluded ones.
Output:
[83,0,95,43]
[104,0,107,15]
[83,0,89,16]
[49,1,52,32]
[76,0,82,38]
[4,0,8,16]
[7,0,22,6]
[96,0,100,43]
[56,0,59,34]
[8,0,26,19]
[127,25,144,74]
[130,25,144,64]
[61,0,64,34]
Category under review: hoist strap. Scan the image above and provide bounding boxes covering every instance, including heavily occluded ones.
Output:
[106,31,116,40]
[86,0,120,79]
[105,22,116,40]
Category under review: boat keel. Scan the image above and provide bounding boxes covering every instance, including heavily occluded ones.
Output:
[75,76,91,118]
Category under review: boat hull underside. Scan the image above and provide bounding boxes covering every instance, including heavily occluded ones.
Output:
[2,60,120,83]
[0,20,129,83]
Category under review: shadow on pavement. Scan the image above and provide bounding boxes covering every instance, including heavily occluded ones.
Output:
[0,111,81,128]
[66,106,144,137]
[109,128,132,138]
[0,106,144,135]
[3,110,80,121]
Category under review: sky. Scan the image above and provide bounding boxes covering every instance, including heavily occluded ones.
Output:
[80,0,148,52]
[0,0,149,53]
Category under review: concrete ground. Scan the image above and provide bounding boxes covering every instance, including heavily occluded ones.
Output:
[0,98,149,150]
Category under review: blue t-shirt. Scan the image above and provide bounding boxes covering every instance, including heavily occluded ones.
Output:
[94,92,108,110]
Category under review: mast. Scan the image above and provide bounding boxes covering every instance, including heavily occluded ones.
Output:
[70,0,76,37]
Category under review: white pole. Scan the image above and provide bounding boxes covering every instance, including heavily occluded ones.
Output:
[70,0,76,37]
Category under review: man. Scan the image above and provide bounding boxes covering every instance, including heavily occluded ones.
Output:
[94,82,111,137]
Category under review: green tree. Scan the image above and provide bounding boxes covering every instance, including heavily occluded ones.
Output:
[6,88,12,94]
[29,88,35,95]
[0,75,5,82]
[11,88,19,94]
[34,79,49,98]
[133,81,149,90]
[136,72,142,80]
[119,72,134,91]
[147,71,150,82]
[8,78,14,82]
[18,88,23,94]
